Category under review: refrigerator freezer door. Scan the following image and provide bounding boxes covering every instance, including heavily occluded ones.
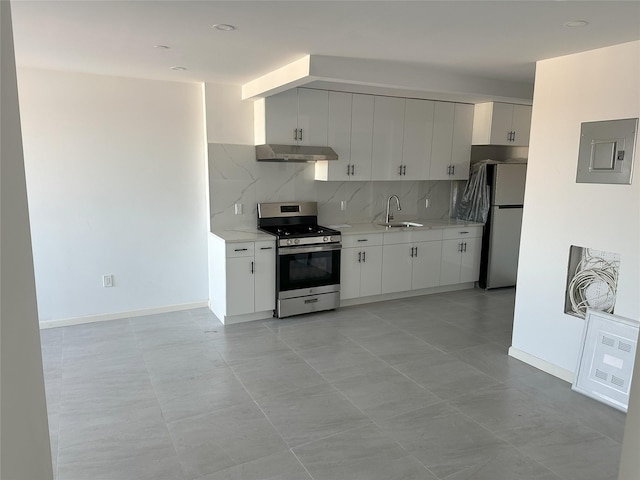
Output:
[493,163,527,206]
[486,205,523,288]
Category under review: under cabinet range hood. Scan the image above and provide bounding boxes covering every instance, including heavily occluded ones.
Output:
[256,144,339,162]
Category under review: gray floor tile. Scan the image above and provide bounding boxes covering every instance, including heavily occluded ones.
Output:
[331,366,441,421]
[194,450,312,480]
[377,402,509,479]
[293,423,437,480]
[408,318,491,352]
[349,329,441,365]
[297,340,391,382]
[168,402,288,479]
[208,331,293,366]
[273,322,355,351]
[394,350,500,400]
[499,420,622,480]
[451,342,538,383]
[142,341,227,383]
[257,383,370,447]
[152,368,254,422]
[231,351,328,399]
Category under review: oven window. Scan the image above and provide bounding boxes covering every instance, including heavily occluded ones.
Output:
[279,250,340,292]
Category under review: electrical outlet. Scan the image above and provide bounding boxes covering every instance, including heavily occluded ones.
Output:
[234,203,243,215]
[425,198,430,209]
[340,200,347,211]
[102,274,114,288]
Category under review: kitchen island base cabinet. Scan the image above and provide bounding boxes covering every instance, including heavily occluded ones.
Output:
[209,236,276,324]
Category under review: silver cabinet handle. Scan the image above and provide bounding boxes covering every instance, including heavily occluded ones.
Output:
[414,246,418,257]
[358,251,362,263]
[512,131,516,142]
[299,128,303,141]
[357,239,368,242]
[463,242,467,252]
[460,231,469,234]
[398,165,403,176]
[410,247,414,258]
[260,246,273,250]
[362,251,366,263]
[250,261,254,274]
[347,164,351,176]
[402,165,407,176]
[294,128,298,141]
[351,165,355,175]
[234,248,248,252]
[451,165,455,175]
[458,242,463,252]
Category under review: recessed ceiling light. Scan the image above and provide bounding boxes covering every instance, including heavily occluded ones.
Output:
[564,20,589,28]
[212,23,236,31]
[154,45,170,50]
[170,66,187,71]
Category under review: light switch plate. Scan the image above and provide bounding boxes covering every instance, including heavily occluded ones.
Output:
[576,118,637,184]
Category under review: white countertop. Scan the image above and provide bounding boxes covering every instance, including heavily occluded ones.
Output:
[210,228,275,243]
[211,218,483,243]
[327,219,484,236]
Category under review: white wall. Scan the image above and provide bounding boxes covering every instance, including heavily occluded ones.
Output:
[512,41,640,375]
[204,82,254,145]
[17,68,209,323]
[0,3,53,478]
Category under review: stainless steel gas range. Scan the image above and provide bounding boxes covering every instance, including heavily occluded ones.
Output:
[257,202,341,318]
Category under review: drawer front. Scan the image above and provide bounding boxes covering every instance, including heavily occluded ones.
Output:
[226,242,255,258]
[342,234,383,248]
[443,226,483,240]
[383,228,443,245]
[255,240,276,253]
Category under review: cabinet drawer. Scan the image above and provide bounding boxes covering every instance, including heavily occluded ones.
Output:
[255,241,276,253]
[443,226,483,240]
[383,228,443,245]
[226,242,255,258]
[342,234,383,248]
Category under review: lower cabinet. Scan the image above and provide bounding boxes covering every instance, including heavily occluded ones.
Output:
[440,227,482,285]
[341,234,383,300]
[381,229,443,294]
[210,238,276,322]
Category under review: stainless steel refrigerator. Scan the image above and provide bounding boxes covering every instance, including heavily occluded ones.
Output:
[479,162,527,289]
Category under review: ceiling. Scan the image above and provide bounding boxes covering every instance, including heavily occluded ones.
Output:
[10,1,640,95]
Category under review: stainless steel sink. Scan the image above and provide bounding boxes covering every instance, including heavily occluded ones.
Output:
[378,221,424,228]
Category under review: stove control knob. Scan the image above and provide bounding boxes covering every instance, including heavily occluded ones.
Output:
[330,236,339,242]
[323,236,329,242]
[294,238,300,244]
[287,239,293,245]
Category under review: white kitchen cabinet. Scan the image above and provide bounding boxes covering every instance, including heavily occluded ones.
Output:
[430,102,473,180]
[371,96,406,180]
[265,88,328,146]
[210,238,276,323]
[402,99,435,180]
[381,229,443,294]
[440,227,482,285]
[472,102,532,146]
[341,247,383,300]
[315,92,374,182]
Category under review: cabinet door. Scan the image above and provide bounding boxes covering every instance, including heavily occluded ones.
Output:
[489,102,514,145]
[265,89,299,144]
[411,241,442,290]
[402,99,434,180]
[359,246,383,297]
[350,94,374,180]
[440,239,462,286]
[511,104,532,146]
[297,89,328,146]
[340,248,361,300]
[450,103,473,180]
[429,102,455,180]
[324,91,352,181]
[381,243,413,294]
[254,242,276,312]
[459,237,481,283]
[226,257,255,315]
[371,96,405,180]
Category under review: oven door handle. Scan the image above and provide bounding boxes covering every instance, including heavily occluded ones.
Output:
[278,244,342,255]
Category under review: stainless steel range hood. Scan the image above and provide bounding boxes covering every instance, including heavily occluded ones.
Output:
[256,144,339,162]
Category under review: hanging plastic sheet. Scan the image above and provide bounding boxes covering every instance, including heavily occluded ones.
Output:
[455,161,490,223]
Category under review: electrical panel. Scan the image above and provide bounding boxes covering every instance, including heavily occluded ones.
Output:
[576,118,637,184]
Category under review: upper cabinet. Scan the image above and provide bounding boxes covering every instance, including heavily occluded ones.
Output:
[402,99,435,180]
[430,103,473,180]
[472,102,532,146]
[264,88,329,146]
[371,96,406,180]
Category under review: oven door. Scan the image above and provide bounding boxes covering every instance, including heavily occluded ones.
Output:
[277,243,341,294]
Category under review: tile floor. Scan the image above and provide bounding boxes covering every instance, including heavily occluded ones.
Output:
[40,288,625,480]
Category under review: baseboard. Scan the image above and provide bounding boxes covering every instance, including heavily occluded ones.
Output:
[340,283,475,307]
[508,346,575,384]
[39,301,209,329]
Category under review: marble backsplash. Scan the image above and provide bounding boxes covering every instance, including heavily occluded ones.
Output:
[208,143,454,231]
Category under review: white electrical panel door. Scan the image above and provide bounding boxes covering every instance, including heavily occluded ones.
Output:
[573,309,639,412]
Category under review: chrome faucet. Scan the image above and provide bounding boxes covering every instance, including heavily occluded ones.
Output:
[385,195,402,223]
